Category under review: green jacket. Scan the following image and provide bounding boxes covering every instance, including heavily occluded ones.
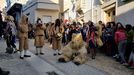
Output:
[126,30,134,43]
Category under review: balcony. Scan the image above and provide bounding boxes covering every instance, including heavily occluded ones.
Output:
[101,0,116,9]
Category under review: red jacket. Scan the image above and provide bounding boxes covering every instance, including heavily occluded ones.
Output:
[115,30,127,44]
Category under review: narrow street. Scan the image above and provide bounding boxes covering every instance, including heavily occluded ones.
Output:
[0,39,133,75]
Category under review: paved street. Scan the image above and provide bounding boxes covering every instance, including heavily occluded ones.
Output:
[0,39,133,75]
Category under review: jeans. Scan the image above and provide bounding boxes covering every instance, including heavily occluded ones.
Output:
[128,52,134,63]
[118,40,127,63]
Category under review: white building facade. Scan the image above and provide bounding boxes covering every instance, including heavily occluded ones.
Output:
[116,0,134,26]
[63,0,76,23]
[63,0,102,24]
[23,0,59,24]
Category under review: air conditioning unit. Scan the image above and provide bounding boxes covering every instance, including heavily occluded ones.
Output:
[121,0,126,2]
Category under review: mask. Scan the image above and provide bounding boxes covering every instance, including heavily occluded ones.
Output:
[38,20,42,24]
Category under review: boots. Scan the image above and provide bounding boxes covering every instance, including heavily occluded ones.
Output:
[35,48,39,55]
[20,50,24,59]
[39,48,44,55]
[54,50,58,56]
[24,50,31,57]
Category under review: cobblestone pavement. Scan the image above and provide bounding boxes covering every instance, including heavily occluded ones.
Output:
[0,39,133,75]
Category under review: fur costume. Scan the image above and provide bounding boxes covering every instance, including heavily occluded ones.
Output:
[51,24,64,50]
[58,33,87,65]
[34,24,45,47]
[18,14,29,51]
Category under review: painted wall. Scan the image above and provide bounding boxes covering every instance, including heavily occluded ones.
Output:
[23,0,60,24]
[83,0,101,23]
[36,9,59,23]
[116,1,134,26]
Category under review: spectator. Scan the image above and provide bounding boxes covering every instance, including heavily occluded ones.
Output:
[127,26,134,69]
[68,24,76,42]
[87,21,97,59]
[115,22,127,65]
[103,22,114,56]
[81,23,88,41]
[5,15,18,53]
[62,24,70,45]
[125,24,134,62]
[127,41,134,69]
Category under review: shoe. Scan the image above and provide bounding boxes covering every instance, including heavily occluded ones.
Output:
[24,55,31,57]
[58,52,62,55]
[35,53,39,55]
[92,57,95,59]
[54,53,57,56]
[92,56,95,59]
[0,68,10,75]
[20,57,24,59]
[40,53,44,55]
[121,63,128,66]
[127,66,134,69]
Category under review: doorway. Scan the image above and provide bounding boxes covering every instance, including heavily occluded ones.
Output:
[105,7,116,22]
